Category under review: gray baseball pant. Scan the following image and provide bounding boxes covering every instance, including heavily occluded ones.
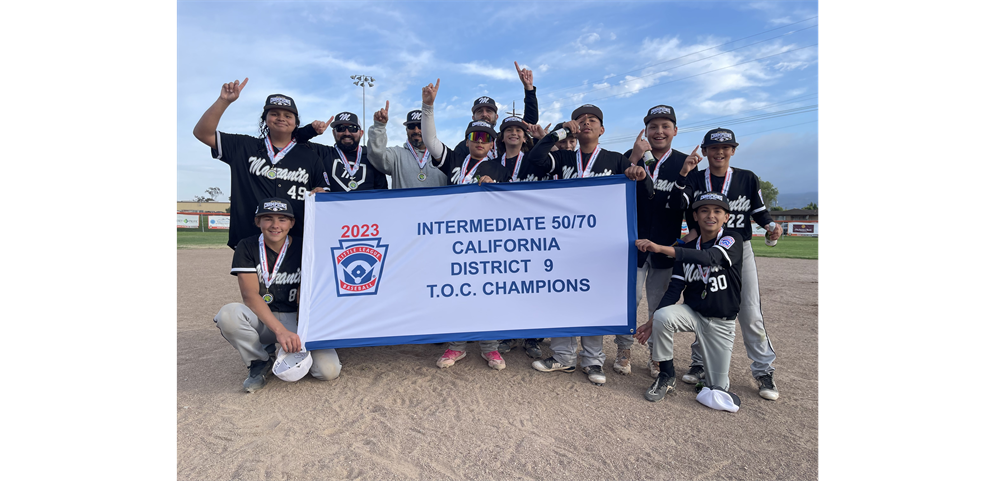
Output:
[214,303,342,381]
[651,304,737,391]
[550,336,605,368]
[616,264,672,350]
[690,240,776,378]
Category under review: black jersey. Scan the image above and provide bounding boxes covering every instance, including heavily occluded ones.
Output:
[307,143,389,192]
[657,230,744,319]
[435,142,512,184]
[526,134,633,180]
[675,166,774,241]
[212,132,327,250]
[230,235,304,313]
[623,148,691,269]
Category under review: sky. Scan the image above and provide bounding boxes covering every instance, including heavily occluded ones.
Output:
[177,0,818,204]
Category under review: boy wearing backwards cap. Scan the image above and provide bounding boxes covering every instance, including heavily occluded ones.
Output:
[525,104,651,386]
[192,78,329,250]
[634,191,743,411]
[614,104,704,378]
[671,127,783,401]
[214,198,342,393]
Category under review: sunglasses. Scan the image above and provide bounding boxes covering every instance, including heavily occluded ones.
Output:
[406,123,421,130]
[467,132,494,143]
[335,125,360,133]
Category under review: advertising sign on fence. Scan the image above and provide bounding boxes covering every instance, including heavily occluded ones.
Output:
[177,214,199,229]
[788,223,818,236]
[208,215,230,230]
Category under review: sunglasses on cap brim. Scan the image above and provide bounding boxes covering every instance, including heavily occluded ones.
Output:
[467,132,494,143]
[335,125,360,133]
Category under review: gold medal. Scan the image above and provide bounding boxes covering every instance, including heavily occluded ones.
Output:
[418,172,426,181]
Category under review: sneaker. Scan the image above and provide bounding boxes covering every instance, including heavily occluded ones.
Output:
[583,365,606,385]
[648,360,660,378]
[532,356,576,373]
[244,358,273,393]
[757,373,779,400]
[482,350,506,370]
[497,339,516,353]
[612,349,631,375]
[682,365,705,384]
[523,339,543,359]
[644,373,676,402]
[436,349,466,368]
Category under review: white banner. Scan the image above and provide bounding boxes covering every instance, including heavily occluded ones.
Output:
[208,215,230,230]
[299,176,638,349]
[177,214,199,228]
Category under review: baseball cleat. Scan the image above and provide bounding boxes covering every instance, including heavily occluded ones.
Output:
[523,339,543,359]
[244,358,273,393]
[497,339,516,353]
[682,365,705,384]
[583,365,606,386]
[532,357,576,373]
[436,349,466,368]
[756,374,779,400]
[612,349,631,375]
[645,373,676,402]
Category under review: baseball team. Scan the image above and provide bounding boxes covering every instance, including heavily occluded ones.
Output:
[191,61,784,412]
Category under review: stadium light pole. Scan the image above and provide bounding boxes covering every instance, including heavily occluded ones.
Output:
[350,74,375,145]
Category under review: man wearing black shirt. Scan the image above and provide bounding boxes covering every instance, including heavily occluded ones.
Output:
[297,112,389,192]
[634,192,743,405]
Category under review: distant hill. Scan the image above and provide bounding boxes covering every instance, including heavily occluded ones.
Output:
[775,192,818,210]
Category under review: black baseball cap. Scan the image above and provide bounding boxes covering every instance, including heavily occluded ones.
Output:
[330,112,361,128]
[403,110,423,126]
[254,197,295,218]
[701,128,739,148]
[643,104,677,125]
[471,96,498,114]
[499,116,528,133]
[465,120,498,138]
[263,94,298,116]
[691,192,731,212]
[571,104,603,124]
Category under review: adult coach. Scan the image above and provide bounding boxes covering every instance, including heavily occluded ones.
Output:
[672,127,783,401]
[366,102,447,188]
[214,198,341,392]
[295,112,389,192]
[614,104,702,378]
[634,192,744,409]
[193,78,328,249]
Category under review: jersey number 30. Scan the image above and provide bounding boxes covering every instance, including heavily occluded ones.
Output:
[708,274,728,292]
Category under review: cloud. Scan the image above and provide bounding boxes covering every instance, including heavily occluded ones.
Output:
[609,32,617,40]
[539,64,550,72]
[459,62,517,80]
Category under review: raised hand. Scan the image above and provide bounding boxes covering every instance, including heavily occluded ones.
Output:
[632,129,651,164]
[680,145,703,176]
[220,78,248,103]
[526,123,546,139]
[312,115,334,135]
[562,119,580,135]
[373,100,389,123]
[422,78,440,106]
[515,61,534,90]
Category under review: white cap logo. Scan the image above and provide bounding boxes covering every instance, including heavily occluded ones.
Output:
[471,121,490,128]
[338,113,352,121]
[264,201,288,211]
[270,96,291,106]
[701,193,723,201]
[477,96,492,104]
[650,106,671,115]
[710,131,733,142]
[409,111,422,121]
[504,116,522,123]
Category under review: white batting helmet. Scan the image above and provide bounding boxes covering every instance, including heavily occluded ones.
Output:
[272,347,313,382]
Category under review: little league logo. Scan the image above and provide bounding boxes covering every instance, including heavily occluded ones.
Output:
[330,238,389,296]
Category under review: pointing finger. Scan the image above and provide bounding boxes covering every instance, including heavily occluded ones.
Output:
[435,78,440,90]
[238,77,248,91]
[515,61,522,74]
[638,129,645,140]
[385,100,389,111]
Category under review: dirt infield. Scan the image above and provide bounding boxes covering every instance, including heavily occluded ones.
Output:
[177,248,818,480]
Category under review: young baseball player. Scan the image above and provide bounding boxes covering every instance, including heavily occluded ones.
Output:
[634,192,743,408]
[214,198,341,393]
[671,127,783,400]
[615,104,703,378]
[294,112,389,192]
[449,61,539,162]
[526,104,652,386]
[192,78,328,250]
[365,102,448,188]
[420,79,512,186]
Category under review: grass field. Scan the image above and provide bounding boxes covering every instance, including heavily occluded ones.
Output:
[178,229,818,259]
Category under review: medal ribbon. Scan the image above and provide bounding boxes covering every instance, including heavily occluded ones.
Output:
[406,141,431,170]
[502,151,524,181]
[258,234,289,290]
[335,145,363,178]
[265,136,297,165]
[576,144,601,178]
[644,149,672,183]
[695,227,723,285]
[704,166,733,195]
[459,154,488,184]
